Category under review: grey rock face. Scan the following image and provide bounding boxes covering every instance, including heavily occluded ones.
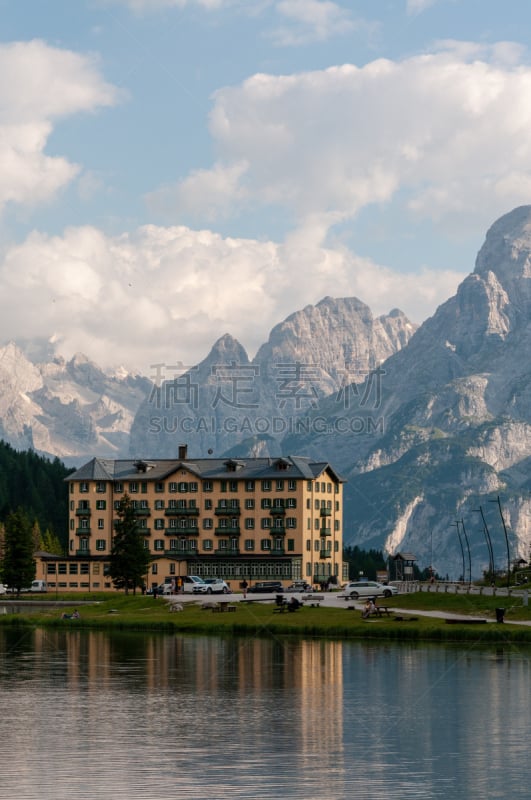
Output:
[129,297,416,459]
[0,342,150,464]
[285,207,531,577]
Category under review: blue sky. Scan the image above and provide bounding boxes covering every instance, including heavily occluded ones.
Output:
[2,0,531,372]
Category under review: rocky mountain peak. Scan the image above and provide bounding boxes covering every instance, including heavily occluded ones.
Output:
[474,206,531,314]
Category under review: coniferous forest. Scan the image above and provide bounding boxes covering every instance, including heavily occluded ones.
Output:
[0,441,73,547]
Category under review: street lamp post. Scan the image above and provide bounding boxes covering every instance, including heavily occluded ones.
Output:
[473,506,495,584]
[451,521,465,584]
[490,496,511,588]
[457,519,472,587]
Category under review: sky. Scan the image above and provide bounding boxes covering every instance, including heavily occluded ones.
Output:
[2,0,531,375]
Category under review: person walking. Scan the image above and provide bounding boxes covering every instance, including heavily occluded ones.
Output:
[241,579,248,598]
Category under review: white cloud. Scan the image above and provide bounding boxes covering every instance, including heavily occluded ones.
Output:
[270,0,357,45]
[0,40,119,213]
[164,43,531,241]
[406,0,439,14]
[0,223,464,372]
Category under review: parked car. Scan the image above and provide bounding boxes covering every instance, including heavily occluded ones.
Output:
[193,578,230,595]
[30,580,47,593]
[181,576,207,593]
[247,581,284,594]
[0,584,7,595]
[342,581,398,600]
[286,581,313,592]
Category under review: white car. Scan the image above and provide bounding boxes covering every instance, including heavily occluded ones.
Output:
[193,578,230,595]
[181,576,207,593]
[0,584,7,595]
[342,581,398,600]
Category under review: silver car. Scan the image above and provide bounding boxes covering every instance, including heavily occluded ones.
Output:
[342,581,398,600]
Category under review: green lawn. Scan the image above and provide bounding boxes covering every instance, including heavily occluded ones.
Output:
[2,593,531,644]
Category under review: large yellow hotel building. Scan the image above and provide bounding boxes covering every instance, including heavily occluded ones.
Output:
[36,445,346,592]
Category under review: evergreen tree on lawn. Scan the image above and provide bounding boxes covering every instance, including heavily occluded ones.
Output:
[109,494,150,594]
[1,509,36,595]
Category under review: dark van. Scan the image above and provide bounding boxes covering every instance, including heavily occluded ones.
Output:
[248,581,284,593]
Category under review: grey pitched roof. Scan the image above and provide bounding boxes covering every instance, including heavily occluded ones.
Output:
[66,454,346,483]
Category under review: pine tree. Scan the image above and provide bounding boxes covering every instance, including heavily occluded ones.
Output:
[1,509,36,595]
[109,494,151,594]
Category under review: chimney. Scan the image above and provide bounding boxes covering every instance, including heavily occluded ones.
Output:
[178,444,188,460]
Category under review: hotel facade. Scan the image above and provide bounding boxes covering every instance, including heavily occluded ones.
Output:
[36,445,347,592]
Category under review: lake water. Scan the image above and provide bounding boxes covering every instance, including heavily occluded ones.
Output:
[0,626,529,800]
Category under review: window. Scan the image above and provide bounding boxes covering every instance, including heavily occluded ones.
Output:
[315,520,320,530]
[334,520,340,531]
[306,499,311,509]
[204,539,213,550]
[69,563,78,574]
[287,539,295,551]
[261,539,271,550]
[129,482,138,493]
[203,518,213,529]
[115,482,123,493]
[327,483,332,493]
[288,480,296,491]
[261,480,271,491]
[178,482,188,492]
[137,518,147,529]
[287,498,296,508]
[154,539,164,550]
[321,482,326,492]
[220,481,227,492]
[169,482,177,492]
[261,498,272,509]
[261,518,271,529]
[96,500,106,510]
[286,518,296,528]
[245,539,255,551]
[314,540,320,551]
[152,563,158,574]
[155,482,164,492]
[97,519,104,529]
[169,539,178,550]
[306,540,311,551]
[245,518,255,529]
[154,519,164,530]
[96,539,106,551]
[229,480,238,492]
[245,480,255,491]
[245,498,255,509]
[205,498,213,510]
[189,482,198,492]
[203,481,213,492]
[96,481,106,493]
[80,482,88,493]
[307,481,313,491]
[70,519,74,530]
[141,482,148,493]
[315,500,320,510]
[276,480,284,491]
[154,499,164,510]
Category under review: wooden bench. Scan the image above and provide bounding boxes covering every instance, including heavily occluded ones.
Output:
[301,594,324,607]
[375,606,392,618]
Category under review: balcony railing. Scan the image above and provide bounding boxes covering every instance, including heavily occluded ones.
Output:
[214,526,240,535]
[320,528,332,536]
[319,508,332,517]
[164,506,200,516]
[165,548,198,557]
[269,506,286,515]
[319,550,332,559]
[134,507,151,516]
[75,528,91,535]
[75,508,91,516]
[215,505,241,516]
[165,526,199,536]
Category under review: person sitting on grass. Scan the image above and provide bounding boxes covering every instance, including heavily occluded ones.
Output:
[287,597,302,612]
